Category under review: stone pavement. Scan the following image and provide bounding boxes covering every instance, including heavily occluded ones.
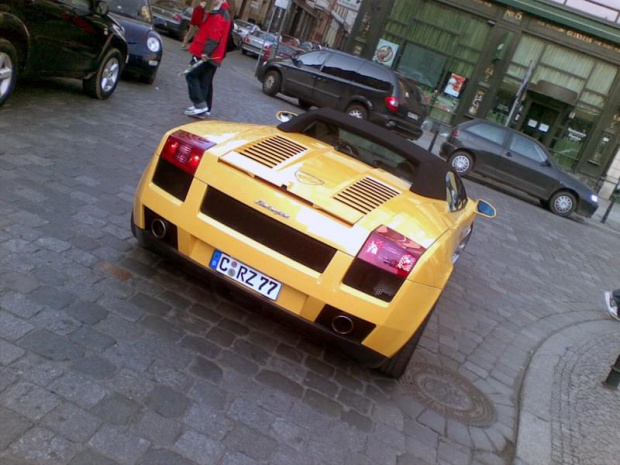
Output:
[1,36,619,465]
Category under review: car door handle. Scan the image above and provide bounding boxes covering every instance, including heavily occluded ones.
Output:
[505,151,513,157]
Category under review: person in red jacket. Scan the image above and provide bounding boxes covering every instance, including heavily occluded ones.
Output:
[184,0,232,117]
[181,1,207,49]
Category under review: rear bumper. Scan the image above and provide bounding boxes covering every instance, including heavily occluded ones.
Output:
[369,112,424,140]
[132,221,388,367]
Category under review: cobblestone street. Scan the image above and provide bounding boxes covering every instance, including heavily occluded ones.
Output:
[1,37,619,465]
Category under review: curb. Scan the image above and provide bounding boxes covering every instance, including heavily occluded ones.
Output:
[514,318,620,465]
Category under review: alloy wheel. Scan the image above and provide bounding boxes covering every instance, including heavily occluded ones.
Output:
[451,154,471,173]
[0,52,14,100]
[101,58,120,93]
[553,194,573,214]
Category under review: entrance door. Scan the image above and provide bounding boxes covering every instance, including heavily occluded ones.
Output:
[520,102,560,145]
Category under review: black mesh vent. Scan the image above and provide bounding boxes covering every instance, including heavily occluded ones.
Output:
[342,258,405,302]
[315,305,376,343]
[152,158,193,201]
[201,188,337,273]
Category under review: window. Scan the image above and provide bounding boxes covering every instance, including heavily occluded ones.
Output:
[357,64,392,91]
[322,55,363,81]
[60,0,90,9]
[466,123,507,145]
[509,135,547,163]
[298,52,329,70]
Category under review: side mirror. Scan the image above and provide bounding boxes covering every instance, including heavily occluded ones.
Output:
[476,199,496,219]
[95,1,109,15]
[276,111,297,123]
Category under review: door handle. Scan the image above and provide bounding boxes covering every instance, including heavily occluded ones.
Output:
[505,151,513,157]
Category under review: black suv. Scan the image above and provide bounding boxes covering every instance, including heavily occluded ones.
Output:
[0,0,128,106]
[257,50,427,140]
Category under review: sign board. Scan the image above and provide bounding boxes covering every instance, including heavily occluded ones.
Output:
[373,38,399,68]
[443,72,467,98]
[275,0,291,8]
[337,0,361,11]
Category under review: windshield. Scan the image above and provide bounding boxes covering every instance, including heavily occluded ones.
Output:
[303,121,417,184]
[152,0,183,12]
[108,0,152,22]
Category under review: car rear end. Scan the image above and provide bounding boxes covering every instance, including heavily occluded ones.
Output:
[369,74,427,140]
[132,123,468,367]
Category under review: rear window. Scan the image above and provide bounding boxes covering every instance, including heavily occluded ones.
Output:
[466,122,507,145]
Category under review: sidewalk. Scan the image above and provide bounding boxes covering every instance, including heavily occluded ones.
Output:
[514,317,620,465]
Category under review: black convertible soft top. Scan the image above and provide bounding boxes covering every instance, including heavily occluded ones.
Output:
[277,108,451,201]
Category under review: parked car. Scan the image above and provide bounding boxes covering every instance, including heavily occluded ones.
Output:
[151,0,190,40]
[108,0,163,84]
[232,19,260,47]
[280,34,301,47]
[241,31,278,57]
[257,50,427,140]
[300,41,323,52]
[131,107,496,377]
[439,119,599,217]
[0,0,128,106]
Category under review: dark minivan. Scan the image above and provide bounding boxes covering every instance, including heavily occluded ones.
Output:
[439,119,599,218]
[257,50,427,140]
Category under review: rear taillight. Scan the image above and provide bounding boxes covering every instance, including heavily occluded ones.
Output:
[451,128,459,138]
[357,226,426,278]
[263,44,271,61]
[159,130,215,176]
[174,13,182,21]
[385,96,399,113]
[244,36,250,43]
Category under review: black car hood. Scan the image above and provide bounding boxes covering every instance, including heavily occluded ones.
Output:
[110,14,154,44]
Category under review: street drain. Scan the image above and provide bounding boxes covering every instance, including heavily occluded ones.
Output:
[400,362,497,427]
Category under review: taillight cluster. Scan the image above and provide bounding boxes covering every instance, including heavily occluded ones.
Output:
[159,130,215,176]
[451,128,459,138]
[385,96,399,113]
[357,226,426,278]
[262,44,271,61]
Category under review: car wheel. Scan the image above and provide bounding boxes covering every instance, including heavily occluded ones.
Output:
[298,99,312,110]
[262,70,281,96]
[346,103,368,120]
[549,190,576,217]
[378,308,433,378]
[0,39,18,107]
[83,48,122,100]
[448,150,474,176]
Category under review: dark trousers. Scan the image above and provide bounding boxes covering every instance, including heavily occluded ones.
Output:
[186,60,218,110]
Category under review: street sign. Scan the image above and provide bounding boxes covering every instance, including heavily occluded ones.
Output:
[275,0,290,9]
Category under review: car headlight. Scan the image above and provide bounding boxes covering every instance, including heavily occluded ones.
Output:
[590,194,598,203]
[147,37,161,53]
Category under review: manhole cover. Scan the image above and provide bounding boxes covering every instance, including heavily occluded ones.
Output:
[400,362,497,427]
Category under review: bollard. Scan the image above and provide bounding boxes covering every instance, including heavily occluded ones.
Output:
[602,352,620,390]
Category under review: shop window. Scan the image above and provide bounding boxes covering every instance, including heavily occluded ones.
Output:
[550,106,595,169]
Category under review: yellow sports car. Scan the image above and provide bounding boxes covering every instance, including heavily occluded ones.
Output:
[132,108,495,377]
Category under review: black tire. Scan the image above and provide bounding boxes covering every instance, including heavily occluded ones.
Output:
[548,190,577,217]
[140,69,158,85]
[241,48,248,56]
[378,310,432,378]
[448,150,474,176]
[262,70,281,96]
[83,48,122,100]
[0,39,18,107]
[346,103,368,120]
[298,99,312,110]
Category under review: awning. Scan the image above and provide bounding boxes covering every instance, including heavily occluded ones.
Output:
[292,0,317,17]
[493,0,620,44]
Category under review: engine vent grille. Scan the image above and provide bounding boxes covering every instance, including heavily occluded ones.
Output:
[237,136,307,168]
[334,178,400,214]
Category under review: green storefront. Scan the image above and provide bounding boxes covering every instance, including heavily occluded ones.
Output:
[346,0,620,188]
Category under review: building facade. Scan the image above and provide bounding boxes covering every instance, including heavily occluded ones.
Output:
[346,0,620,198]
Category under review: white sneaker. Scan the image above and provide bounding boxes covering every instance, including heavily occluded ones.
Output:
[184,107,209,116]
[186,105,195,111]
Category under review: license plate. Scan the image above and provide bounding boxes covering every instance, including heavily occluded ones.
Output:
[209,250,282,301]
[407,112,419,121]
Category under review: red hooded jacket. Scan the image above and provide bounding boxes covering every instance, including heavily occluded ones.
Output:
[188,2,231,65]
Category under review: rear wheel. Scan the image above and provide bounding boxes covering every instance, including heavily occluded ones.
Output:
[549,190,576,217]
[262,70,281,96]
[0,39,18,107]
[378,309,433,378]
[83,48,122,99]
[346,103,368,120]
[448,150,474,176]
